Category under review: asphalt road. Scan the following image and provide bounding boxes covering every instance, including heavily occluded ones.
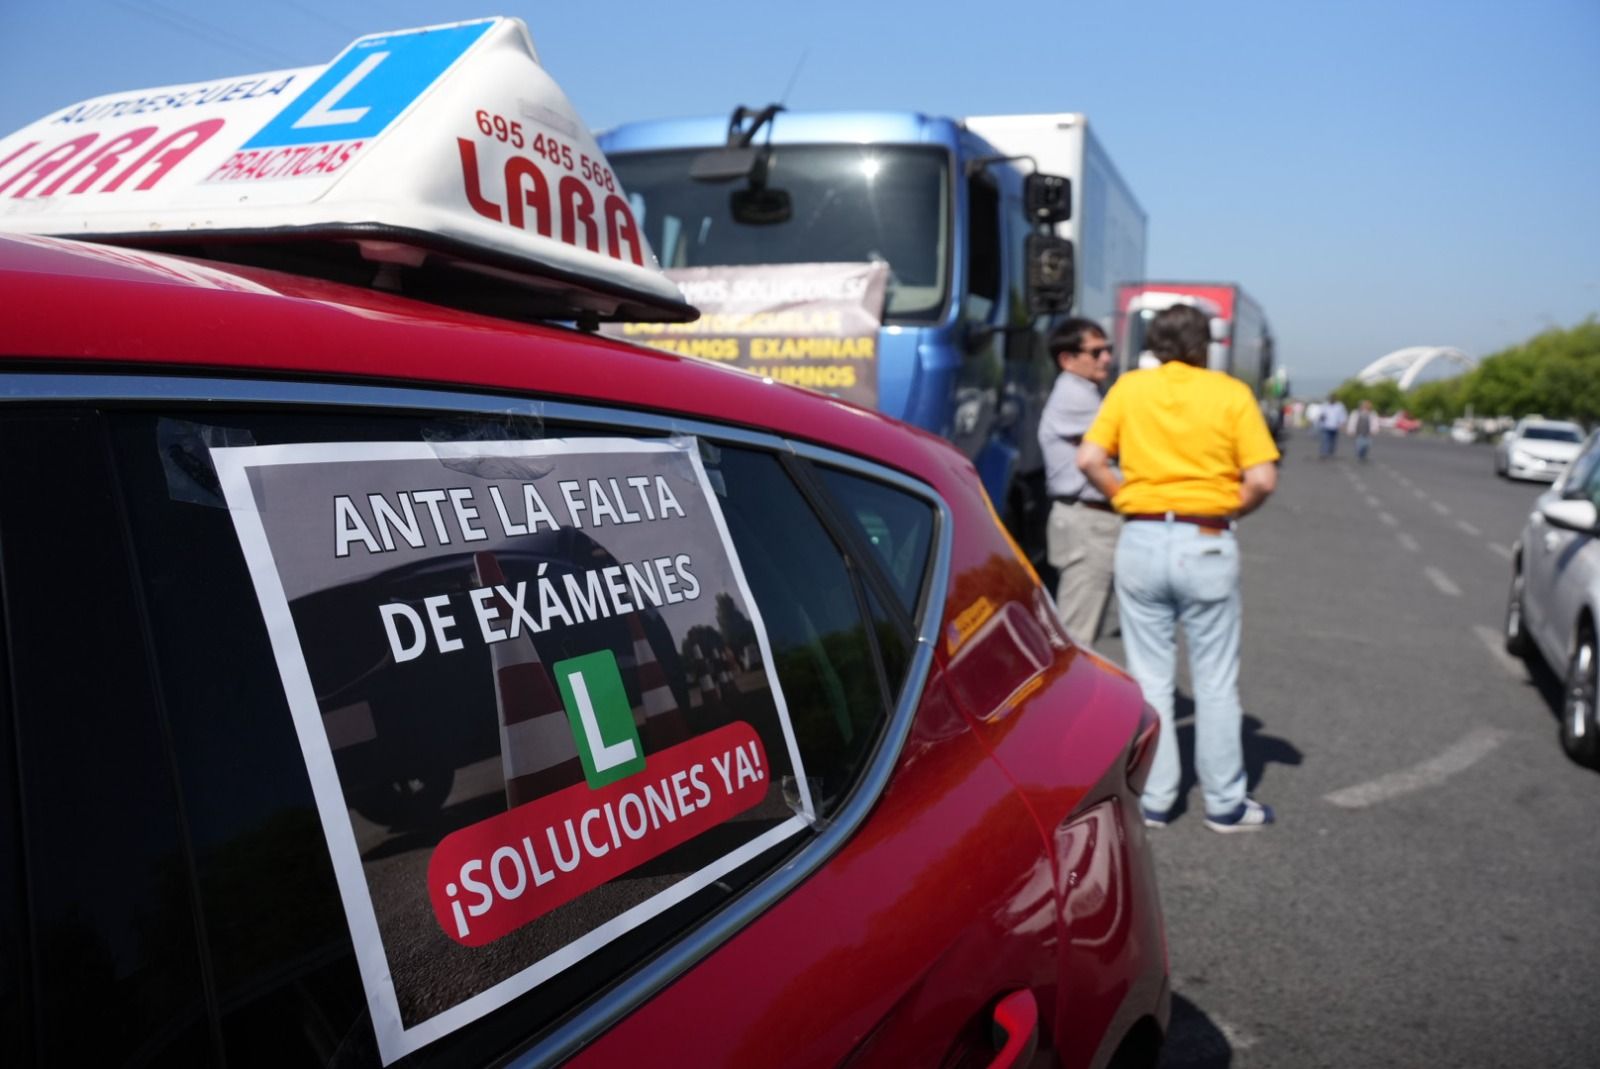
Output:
[1096,431,1600,1069]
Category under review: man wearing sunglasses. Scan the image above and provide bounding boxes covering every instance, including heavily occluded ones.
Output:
[1038,316,1120,645]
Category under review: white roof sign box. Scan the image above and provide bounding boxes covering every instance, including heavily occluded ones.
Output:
[0,17,695,324]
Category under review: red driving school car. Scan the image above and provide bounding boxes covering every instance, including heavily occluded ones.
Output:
[0,17,1168,1069]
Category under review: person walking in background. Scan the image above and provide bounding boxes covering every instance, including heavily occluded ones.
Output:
[1076,304,1280,832]
[1348,399,1376,462]
[1038,317,1120,644]
[1317,395,1348,459]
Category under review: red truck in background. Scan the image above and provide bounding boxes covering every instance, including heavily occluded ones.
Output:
[1114,281,1286,435]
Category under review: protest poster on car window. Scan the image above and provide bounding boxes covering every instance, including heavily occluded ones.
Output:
[211,436,812,1065]
[606,261,890,410]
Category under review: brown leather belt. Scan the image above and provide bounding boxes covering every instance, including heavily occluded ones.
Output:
[1053,496,1115,514]
[1124,512,1233,531]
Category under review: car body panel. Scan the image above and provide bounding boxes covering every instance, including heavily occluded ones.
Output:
[0,231,1167,1066]
[567,669,1061,1069]
[0,235,962,480]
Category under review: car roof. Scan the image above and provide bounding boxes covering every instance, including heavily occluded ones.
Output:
[1,233,958,481]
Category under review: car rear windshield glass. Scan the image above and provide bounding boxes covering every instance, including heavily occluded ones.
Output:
[0,403,923,1068]
[813,465,935,616]
[612,145,950,321]
[1523,426,1583,442]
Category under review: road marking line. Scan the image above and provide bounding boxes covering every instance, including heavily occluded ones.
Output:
[1474,624,1528,678]
[1424,565,1461,596]
[1456,520,1481,537]
[1430,500,1451,516]
[1365,494,1381,508]
[1398,532,1420,552]
[1324,726,1509,808]
[1412,488,1427,499]
[1488,542,1513,560]
[1215,1017,1261,1052]
[1379,512,1399,527]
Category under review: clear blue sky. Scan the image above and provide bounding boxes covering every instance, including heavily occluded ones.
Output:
[4,1,1597,394]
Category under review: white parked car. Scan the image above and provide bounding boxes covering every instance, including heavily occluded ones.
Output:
[1506,430,1600,765]
[1495,417,1586,481]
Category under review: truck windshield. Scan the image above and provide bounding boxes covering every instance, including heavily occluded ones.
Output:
[612,145,950,321]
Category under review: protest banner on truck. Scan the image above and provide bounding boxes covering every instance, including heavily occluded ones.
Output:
[608,261,890,409]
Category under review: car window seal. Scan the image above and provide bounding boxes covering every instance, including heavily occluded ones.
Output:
[97,407,230,1061]
[0,442,35,1066]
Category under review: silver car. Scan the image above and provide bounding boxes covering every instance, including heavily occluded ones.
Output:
[1495,417,1586,481]
[1507,429,1600,765]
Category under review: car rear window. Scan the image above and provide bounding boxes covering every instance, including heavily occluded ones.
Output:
[1523,425,1583,442]
[813,466,936,618]
[0,397,936,1067]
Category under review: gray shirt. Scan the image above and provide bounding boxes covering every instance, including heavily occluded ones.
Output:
[1038,369,1107,501]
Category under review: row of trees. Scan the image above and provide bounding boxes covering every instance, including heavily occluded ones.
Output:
[1328,319,1600,426]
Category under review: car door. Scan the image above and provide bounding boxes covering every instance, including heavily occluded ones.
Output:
[1529,434,1600,663]
[1543,449,1600,662]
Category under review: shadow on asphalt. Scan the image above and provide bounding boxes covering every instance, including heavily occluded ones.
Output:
[1518,650,1600,775]
[1158,993,1232,1068]
[1523,652,1566,717]
[1165,699,1304,819]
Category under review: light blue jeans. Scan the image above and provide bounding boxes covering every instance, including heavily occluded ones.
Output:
[1115,517,1247,816]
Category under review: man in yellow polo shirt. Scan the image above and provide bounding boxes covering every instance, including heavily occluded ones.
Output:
[1077,304,1280,832]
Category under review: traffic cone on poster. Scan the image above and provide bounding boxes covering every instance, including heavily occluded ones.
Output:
[625,610,688,742]
[716,647,738,701]
[474,551,573,808]
[691,642,722,716]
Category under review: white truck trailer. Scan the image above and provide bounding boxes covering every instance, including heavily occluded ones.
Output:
[963,113,1148,330]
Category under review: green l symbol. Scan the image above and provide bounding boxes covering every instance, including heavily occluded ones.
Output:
[554,649,646,789]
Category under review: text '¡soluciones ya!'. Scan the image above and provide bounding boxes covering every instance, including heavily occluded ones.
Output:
[335,474,687,559]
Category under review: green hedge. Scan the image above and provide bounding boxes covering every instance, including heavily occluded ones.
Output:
[1330,318,1600,424]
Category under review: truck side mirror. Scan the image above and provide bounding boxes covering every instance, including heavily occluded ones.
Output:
[1025,234,1075,315]
[1024,173,1071,224]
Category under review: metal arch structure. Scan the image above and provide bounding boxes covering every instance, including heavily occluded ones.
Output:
[1356,346,1476,391]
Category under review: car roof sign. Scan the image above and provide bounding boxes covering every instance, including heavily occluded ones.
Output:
[0,17,696,324]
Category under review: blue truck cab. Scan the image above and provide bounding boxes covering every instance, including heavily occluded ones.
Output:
[600,109,1075,553]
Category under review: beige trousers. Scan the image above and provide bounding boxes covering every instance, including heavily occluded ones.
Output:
[1046,500,1121,644]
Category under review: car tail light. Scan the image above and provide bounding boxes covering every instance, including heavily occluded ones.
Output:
[984,989,1040,1069]
[1125,702,1160,794]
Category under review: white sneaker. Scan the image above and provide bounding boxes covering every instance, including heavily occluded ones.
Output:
[1204,798,1275,833]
